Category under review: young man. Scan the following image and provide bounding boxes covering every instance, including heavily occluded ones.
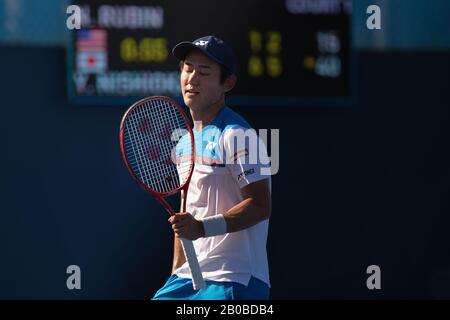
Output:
[152,35,272,300]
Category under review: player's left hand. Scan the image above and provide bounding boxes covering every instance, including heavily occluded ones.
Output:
[168,212,204,240]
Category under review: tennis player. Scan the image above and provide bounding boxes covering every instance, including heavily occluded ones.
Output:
[152,35,272,300]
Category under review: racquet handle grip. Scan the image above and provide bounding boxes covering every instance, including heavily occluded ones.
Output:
[180,238,205,290]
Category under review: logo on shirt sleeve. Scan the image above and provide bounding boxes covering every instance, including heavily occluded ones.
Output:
[205,140,217,151]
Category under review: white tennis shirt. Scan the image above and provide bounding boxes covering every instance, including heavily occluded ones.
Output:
[174,106,271,287]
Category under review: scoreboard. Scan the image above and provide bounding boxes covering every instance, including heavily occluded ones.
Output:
[67,0,352,106]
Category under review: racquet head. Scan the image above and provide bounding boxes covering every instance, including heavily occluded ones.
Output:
[120,96,195,197]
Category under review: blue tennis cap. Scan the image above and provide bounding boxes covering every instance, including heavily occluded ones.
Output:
[172,35,236,74]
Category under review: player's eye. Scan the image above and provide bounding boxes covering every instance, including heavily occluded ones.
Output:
[183,65,194,72]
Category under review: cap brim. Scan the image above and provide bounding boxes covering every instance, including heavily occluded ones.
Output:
[172,42,224,67]
[172,42,197,60]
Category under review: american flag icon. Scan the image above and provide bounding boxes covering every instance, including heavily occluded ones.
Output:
[76,29,108,74]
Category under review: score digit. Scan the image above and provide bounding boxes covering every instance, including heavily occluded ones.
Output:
[121,37,138,62]
[120,37,168,63]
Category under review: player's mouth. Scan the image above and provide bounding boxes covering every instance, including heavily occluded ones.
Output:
[185,89,199,98]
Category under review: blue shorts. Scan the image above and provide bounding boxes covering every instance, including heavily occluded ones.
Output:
[152,275,270,300]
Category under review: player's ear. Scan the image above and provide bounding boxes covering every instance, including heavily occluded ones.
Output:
[224,74,237,93]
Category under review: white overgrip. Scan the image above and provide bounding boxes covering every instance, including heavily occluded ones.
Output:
[180,238,205,290]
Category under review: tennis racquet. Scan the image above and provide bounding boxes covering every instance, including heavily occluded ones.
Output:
[119,96,205,290]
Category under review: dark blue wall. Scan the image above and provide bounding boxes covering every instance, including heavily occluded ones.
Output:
[1,46,449,299]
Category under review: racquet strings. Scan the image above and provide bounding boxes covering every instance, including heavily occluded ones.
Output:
[122,99,193,194]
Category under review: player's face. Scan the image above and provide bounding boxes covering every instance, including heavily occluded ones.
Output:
[180,50,225,112]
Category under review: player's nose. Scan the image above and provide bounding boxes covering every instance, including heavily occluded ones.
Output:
[187,70,200,84]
